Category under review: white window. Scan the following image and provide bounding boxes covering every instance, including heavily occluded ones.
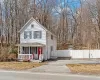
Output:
[24,31,32,39]
[51,35,53,40]
[51,46,53,51]
[31,24,34,28]
[34,31,42,39]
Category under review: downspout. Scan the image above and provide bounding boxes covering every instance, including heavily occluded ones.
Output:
[47,32,48,60]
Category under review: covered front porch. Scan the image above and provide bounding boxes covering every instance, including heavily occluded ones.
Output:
[17,43,45,61]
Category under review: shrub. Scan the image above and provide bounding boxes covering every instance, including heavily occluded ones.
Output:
[0,47,9,61]
[0,45,18,62]
[9,47,18,54]
[8,46,18,61]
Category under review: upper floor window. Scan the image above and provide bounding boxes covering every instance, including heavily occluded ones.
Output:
[51,46,53,51]
[34,31,42,39]
[24,31,32,39]
[51,35,53,40]
[31,24,34,28]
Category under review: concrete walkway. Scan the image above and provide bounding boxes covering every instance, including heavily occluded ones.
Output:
[29,60,71,73]
[29,59,100,73]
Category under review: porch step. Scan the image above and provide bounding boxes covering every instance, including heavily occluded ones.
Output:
[30,60,40,63]
[50,56,57,59]
[57,57,71,60]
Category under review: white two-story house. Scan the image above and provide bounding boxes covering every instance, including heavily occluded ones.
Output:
[17,17,57,61]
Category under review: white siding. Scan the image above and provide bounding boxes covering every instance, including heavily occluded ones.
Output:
[46,32,57,59]
[20,21,46,45]
[42,46,47,60]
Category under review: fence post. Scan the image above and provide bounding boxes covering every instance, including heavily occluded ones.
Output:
[89,50,90,59]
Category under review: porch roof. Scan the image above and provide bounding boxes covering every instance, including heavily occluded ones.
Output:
[16,43,45,47]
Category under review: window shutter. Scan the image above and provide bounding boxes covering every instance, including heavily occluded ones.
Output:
[51,35,53,40]
[34,31,42,39]
[24,31,27,39]
[40,31,42,38]
[34,31,36,39]
[51,46,53,51]
[29,31,32,39]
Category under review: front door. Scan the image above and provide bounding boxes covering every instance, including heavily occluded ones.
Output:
[30,47,38,60]
[38,47,42,59]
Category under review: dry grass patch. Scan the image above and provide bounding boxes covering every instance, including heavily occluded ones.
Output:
[67,64,100,74]
[0,62,47,70]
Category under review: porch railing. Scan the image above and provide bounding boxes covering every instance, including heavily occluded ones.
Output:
[18,54,33,60]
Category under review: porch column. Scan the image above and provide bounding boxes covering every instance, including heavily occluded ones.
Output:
[20,46,22,54]
[18,46,23,59]
[29,47,30,60]
[18,46,19,59]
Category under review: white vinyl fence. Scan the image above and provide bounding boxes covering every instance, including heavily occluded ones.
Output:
[57,50,100,59]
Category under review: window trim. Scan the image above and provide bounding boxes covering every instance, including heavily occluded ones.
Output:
[24,31,32,39]
[34,31,42,39]
[51,35,53,40]
[24,31,27,39]
[31,24,34,28]
[51,46,53,52]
